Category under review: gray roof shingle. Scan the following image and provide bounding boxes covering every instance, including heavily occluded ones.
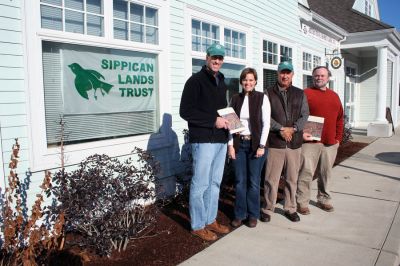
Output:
[308,0,394,33]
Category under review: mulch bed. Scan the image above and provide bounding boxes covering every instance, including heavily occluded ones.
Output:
[83,141,368,266]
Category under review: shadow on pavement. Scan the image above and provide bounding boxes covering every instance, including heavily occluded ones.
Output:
[375,152,400,165]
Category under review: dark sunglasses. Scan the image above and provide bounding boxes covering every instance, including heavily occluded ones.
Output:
[210,55,224,60]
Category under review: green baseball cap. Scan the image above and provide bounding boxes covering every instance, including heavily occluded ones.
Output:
[206,43,225,57]
[278,61,293,72]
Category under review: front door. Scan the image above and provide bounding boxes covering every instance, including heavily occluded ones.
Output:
[345,66,356,126]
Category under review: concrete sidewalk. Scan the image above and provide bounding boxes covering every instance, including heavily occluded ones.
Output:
[180,129,400,266]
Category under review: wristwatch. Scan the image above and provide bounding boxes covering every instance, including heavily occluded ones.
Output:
[258,144,265,149]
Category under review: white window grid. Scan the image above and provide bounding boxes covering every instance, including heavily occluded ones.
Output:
[224,28,246,59]
[40,0,104,36]
[263,40,278,65]
[280,45,292,63]
[191,19,246,60]
[113,0,159,44]
[303,52,312,71]
[191,19,220,53]
[263,40,293,65]
[313,55,321,69]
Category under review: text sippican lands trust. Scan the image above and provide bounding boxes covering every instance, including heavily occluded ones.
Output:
[101,59,154,97]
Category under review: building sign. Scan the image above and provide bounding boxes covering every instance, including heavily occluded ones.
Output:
[301,23,338,46]
[62,49,156,114]
[331,56,342,69]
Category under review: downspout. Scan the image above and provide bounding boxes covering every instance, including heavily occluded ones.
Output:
[339,35,348,115]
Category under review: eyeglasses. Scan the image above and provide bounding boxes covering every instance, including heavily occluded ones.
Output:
[210,55,224,61]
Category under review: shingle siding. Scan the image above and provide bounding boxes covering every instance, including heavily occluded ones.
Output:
[308,0,393,33]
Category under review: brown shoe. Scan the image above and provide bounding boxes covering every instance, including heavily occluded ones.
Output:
[247,218,257,228]
[317,202,334,212]
[231,219,242,228]
[260,213,271,222]
[297,206,310,215]
[206,221,230,234]
[191,228,217,241]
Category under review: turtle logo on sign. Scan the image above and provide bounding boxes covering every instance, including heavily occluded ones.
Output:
[68,63,113,100]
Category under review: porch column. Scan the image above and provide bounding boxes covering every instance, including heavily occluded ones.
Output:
[367,45,392,137]
[376,45,387,122]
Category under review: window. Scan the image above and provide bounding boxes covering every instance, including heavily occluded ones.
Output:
[113,0,159,44]
[224,29,246,59]
[263,69,277,92]
[262,39,293,90]
[192,59,244,101]
[263,40,278,65]
[313,55,321,69]
[191,19,246,59]
[303,52,312,71]
[26,0,168,169]
[303,74,313,88]
[263,40,292,65]
[42,41,158,146]
[191,19,220,53]
[188,14,247,103]
[40,0,104,36]
[280,45,292,63]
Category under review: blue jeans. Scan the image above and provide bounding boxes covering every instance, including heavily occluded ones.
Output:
[189,143,227,230]
[233,140,266,220]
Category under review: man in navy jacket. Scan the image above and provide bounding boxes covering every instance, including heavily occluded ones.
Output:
[180,43,230,241]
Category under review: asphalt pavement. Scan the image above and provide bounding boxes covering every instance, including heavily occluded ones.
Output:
[180,127,400,266]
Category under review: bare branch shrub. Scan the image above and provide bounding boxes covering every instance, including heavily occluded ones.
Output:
[47,147,160,256]
[0,139,64,265]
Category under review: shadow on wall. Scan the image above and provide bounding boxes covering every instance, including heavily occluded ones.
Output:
[358,66,377,83]
[375,152,400,165]
[147,113,181,199]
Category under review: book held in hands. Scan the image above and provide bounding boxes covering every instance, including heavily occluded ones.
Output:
[217,107,245,134]
[303,115,325,141]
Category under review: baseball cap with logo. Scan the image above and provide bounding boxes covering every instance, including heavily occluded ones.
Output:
[278,61,294,72]
[206,43,225,57]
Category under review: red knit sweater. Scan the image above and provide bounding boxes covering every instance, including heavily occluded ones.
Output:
[304,87,344,145]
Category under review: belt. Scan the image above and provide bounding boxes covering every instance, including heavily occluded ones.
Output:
[240,135,252,141]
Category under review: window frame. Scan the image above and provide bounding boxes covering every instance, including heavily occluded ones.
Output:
[301,49,324,88]
[313,55,322,69]
[191,19,220,53]
[24,0,170,172]
[186,8,251,67]
[303,52,312,71]
[261,34,295,90]
[40,0,105,36]
[263,40,278,65]
[262,36,294,68]
[223,28,246,59]
[112,1,159,44]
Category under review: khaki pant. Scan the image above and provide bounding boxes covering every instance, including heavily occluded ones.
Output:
[297,142,339,208]
[262,147,301,215]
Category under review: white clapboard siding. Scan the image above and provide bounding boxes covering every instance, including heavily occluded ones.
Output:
[0,0,28,190]
[359,57,378,122]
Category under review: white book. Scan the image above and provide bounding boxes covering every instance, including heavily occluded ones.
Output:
[303,115,325,141]
[217,107,246,134]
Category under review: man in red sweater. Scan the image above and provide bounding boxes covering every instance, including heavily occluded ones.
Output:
[296,66,344,215]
